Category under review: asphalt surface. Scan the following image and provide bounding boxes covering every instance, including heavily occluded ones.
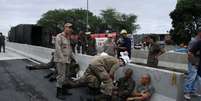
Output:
[0,58,96,101]
[0,50,200,101]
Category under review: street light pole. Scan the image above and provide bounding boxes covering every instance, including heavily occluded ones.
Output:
[86,0,89,32]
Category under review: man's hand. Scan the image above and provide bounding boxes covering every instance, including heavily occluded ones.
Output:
[141,92,151,100]
[188,52,200,66]
[154,56,158,59]
[112,90,118,96]
[188,52,194,61]
[155,49,165,59]
[109,74,114,80]
[127,97,144,101]
[127,97,136,101]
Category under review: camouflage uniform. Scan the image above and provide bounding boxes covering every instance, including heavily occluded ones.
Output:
[114,77,135,101]
[75,55,119,96]
[54,32,73,88]
[103,38,116,56]
[147,43,162,67]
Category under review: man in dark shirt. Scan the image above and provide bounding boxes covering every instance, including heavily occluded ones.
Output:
[189,40,201,77]
[117,29,131,58]
[147,35,165,67]
[0,32,5,53]
[184,29,201,100]
[77,31,87,54]
[188,39,201,99]
[86,35,97,56]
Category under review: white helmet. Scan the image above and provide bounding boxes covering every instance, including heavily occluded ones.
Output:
[100,52,109,56]
[120,29,128,34]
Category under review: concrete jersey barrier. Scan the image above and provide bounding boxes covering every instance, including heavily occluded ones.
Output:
[75,54,184,101]
[6,42,54,63]
[132,49,188,64]
[132,49,188,71]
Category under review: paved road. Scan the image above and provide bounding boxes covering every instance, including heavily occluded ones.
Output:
[0,58,97,101]
[0,49,96,101]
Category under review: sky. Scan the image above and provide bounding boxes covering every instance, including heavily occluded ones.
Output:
[0,0,177,36]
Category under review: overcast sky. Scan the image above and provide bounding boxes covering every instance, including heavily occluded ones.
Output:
[0,0,177,35]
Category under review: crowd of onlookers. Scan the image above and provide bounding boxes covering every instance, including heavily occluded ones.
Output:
[70,29,132,57]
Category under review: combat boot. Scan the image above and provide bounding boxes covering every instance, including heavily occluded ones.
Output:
[56,87,66,100]
[44,72,53,78]
[62,86,72,95]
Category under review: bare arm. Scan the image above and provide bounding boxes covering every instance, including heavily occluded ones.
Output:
[188,52,194,61]
[155,48,165,59]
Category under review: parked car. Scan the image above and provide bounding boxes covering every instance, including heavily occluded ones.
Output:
[134,43,142,49]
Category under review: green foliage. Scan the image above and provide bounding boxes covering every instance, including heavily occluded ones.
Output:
[100,8,139,33]
[37,8,139,34]
[170,0,201,44]
[37,8,98,34]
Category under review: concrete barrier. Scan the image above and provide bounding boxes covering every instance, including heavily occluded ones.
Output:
[7,42,188,70]
[75,54,184,101]
[5,42,191,101]
[132,49,188,71]
[6,42,54,63]
[132,49,188,64]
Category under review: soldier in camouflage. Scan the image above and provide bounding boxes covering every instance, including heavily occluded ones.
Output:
[54,23,74,100]
[71,55,127,100]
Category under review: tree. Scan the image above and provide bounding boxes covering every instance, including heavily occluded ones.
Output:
[170,0,201,45]
[37,9,100,34]
[37,8,139,34]
[100,8,139,33]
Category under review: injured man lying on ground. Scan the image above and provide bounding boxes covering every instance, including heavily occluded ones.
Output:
[25,52,80,82]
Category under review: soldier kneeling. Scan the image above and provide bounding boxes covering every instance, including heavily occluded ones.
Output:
[69,54,129,101]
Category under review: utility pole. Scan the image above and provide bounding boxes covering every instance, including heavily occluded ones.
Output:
[86,0,89,32]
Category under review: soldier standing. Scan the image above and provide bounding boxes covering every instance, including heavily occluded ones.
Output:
[0,32,5,53]
[147,35,165,67]
[77,31,87,54]
[54,23,74,100]
[86,34,96,56]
